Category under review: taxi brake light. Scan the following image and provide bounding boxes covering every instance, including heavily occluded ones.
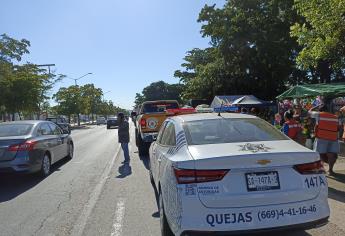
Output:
[173,167,229,184]
[294,160,325,175]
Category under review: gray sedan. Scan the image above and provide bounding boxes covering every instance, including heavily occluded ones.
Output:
[0,120,74,177]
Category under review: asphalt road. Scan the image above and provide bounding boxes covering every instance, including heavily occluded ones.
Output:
[1,123,345,236]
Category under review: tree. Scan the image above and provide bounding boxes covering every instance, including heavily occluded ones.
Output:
[53,86,82,124]
[134,81,184,107]
[79,84,103,121]
[291,0,345,83]
[176,0,308,100]
[0,34,31,119]
[0,34,61,120]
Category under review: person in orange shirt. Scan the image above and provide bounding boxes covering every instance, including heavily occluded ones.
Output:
[282,110,302,142]
[309,104,340,175]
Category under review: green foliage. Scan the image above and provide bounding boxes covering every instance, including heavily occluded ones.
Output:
[53,85,82,116]
[53,84,126,119]
[0,34,61,119]
[79,84,103,115]
[291,0,345,77]
[0,33,30,62]
[134,81,184,107]
[175,0,308,101]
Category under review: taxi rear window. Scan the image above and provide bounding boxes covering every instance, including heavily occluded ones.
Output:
[143,102,179,113]
[183,118,287,145]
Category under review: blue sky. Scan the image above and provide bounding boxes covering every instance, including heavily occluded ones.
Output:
[1,0,224,109]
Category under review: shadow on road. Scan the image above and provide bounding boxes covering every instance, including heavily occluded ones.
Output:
[139,154,150,170]
[327,172,345,184]
[0,173,42,203]
[70,125,92,131]
[0,157,72,203]
[328,187,345,203]
[116,163,132,178]
[151,176,160,219]
[244,230,311,236]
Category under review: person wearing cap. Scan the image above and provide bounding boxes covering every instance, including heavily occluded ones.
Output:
[282,110,302,142]
[309,104,340,175]
[118,112,130,164]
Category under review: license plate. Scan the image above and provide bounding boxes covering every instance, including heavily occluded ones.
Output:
[245,171,280,191]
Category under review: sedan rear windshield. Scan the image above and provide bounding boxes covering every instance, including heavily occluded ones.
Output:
[143,102,179,113]
[0,124,33,137]
[183,118,288,145]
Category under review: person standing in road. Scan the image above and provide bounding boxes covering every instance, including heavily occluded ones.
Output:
[118,112,130,164]
[309,104,340,175]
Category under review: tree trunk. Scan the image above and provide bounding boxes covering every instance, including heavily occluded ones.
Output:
[318,60,331,83]
[77,114,80,126]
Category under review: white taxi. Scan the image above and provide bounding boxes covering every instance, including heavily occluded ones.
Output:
[149,112,329,236]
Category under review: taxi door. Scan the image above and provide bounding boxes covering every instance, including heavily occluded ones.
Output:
[151,122,167,184]
[154,121,176,184]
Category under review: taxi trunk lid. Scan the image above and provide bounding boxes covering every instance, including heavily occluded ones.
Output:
[187,140,324,208]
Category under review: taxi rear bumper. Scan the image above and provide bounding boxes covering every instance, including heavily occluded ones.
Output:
[176,191,329,236]
[181,217,328,236]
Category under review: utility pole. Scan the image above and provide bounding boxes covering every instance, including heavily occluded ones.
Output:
[69,72,93,86]
[37,64,56,75]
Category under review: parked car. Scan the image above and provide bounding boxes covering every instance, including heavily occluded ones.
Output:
[46,116,71,134]
[150,113,329,236]
[135,100,180,156]
[0,120,74,177]
[97,117,106,125]
[107,116,118,129]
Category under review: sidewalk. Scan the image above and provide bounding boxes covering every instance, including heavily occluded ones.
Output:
[334,155,345,171]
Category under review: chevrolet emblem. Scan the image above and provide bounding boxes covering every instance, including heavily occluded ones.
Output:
[257,159,271,165]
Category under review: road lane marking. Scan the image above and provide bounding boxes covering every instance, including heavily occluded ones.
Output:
[110,198,126,236]
[70,145,121,236]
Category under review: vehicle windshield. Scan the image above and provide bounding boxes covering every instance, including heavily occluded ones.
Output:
[143,102,179,113]
[0,124,33,137]
[183,118,288,145]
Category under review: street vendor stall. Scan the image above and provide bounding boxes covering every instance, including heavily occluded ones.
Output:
[232,95,274,107]
[276,83,345,148]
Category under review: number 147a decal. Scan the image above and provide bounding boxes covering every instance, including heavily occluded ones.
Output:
[304,176,326,188]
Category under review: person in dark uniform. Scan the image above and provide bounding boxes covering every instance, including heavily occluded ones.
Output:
[118,112,130,163]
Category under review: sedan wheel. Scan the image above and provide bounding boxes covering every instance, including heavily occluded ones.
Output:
[67,143,74,159]
[159,192,174,236]
[40,154,51,177]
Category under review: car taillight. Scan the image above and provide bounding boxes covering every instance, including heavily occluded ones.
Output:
[140,118,146,128]
[8,140,37,152]
[173,167,229,184]
[294,160,325,175]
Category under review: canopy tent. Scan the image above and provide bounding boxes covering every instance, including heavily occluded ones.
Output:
[232,95,273,106]
[210,95,243,112]
[210,95,245,108]
[276,83,345,100]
